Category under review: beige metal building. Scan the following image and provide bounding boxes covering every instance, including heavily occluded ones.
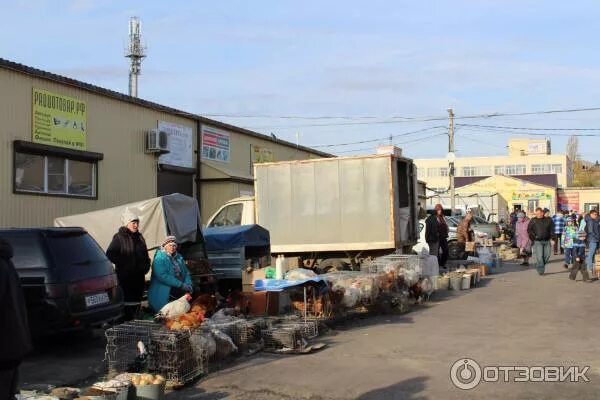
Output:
[415,138,572,191]
[0,58,329,228]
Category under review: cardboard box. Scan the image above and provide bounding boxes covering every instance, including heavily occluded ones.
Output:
[286,257,302,270]
[242,284,255,293]
[240,291,279,316]
[242,268,267,286]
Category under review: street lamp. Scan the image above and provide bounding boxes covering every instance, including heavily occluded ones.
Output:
[447,151,456,216]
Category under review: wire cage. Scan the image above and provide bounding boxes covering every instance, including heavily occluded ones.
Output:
[105,320,161,375]
[261,326,305,352]
[361,254,422,274]
[205,319,250,349]
[277,319,319,339]
[148,328,208,386]
[105,320,208,386]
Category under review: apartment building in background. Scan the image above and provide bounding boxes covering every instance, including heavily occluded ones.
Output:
[414,138,572,192]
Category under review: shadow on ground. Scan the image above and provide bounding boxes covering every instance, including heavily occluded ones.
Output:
[357,376,429,400]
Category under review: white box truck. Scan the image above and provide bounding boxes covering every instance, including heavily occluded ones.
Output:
[206,154,419,272]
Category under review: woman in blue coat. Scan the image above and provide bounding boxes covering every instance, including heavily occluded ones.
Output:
[148,235,193,313]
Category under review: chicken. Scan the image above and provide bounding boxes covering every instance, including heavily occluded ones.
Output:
[156,294,192,319]
[191,294,217,317]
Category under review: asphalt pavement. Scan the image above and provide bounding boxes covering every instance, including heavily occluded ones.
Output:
[21,254,600,399]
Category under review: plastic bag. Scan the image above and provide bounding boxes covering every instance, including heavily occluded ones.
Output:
[285,268,317,281]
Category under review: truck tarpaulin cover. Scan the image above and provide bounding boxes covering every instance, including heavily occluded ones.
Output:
[203,224,270,250]
[53,193,201,250]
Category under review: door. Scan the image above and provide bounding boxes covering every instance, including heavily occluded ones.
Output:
[157,170,194,197]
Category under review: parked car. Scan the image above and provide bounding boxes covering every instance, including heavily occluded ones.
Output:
[412,218,458,254]
[449,215,500,239]
[0,227,123,336]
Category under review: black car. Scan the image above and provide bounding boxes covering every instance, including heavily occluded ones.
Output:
[0,227,123,336]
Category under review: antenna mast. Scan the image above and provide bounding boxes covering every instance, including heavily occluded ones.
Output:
[126,17,146,97]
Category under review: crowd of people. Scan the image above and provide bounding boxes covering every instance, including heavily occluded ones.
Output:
[511,207,600,279]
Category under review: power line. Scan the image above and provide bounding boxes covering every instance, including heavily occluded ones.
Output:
[456,125,600,137]
[206,106,600,122]
[310,125,446,148]
[457,123,600,132]
[332,132,447,154]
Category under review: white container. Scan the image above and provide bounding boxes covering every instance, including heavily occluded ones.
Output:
[461,274,472,290]
[438,276,450,290]
[275,255,287,280]
[449,276,462,291]
[430,275,440,290]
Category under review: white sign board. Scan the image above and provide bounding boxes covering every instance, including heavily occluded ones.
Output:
[527,142,545,155]
[202,126,230,163]
[158,121,193,168]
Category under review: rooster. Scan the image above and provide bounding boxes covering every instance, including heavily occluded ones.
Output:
[127,341,148,373]
[156,294,192,319]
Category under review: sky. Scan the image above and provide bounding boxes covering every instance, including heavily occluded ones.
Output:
[3,0,600,160]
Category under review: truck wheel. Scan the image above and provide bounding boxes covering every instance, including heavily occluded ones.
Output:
[317,259,350,274]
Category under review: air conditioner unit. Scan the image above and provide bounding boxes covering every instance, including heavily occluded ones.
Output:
[145,129,169,154]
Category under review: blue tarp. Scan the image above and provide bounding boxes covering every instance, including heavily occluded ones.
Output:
[203,224,270,251]
[254,277,326,292]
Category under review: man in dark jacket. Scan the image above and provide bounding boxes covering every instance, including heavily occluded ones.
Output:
[0,238,32,399]
[425,204,449,268]
[585,209,600,272]
[527,207,554,275]
[106,210,151,320]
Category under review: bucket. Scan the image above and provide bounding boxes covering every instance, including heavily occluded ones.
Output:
[478,264,487,277]
[449,276,462,291]
[485,262,494,274]
[438,276,450,290]
[135,382,166,400]
[430,275,440,290]
[495,257,502,269]
[461,274,472,290]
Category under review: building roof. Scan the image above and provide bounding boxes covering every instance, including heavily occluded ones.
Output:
[0,57,332,158]
[455,174,558,188]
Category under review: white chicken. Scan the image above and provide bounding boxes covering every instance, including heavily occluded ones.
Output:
[156,294,192,319]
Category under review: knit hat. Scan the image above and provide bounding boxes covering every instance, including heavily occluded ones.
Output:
[162,235,177,247]
[121,209,140,225]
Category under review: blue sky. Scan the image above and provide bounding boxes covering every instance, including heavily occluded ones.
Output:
[3,0,600,160]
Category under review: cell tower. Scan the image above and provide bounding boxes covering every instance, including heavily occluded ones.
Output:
[125,17,146,97]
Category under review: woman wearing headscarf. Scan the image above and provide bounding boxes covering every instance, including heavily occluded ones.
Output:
[106,209,150,320]
[148,236,193,313]
[514,212,532,266]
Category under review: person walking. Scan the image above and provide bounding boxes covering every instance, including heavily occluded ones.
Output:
[148,236,193,313]
[563,217,590,281]
[527,207,554,275]
[106,210,151,320]
[515,212,532,266]
[425,204,449,268]
[584,209,600,274]
[551,210,566,255]
[456,212,474,244]
[0,238,32,400]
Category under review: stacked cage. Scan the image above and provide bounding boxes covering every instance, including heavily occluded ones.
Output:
[148,328,208,386]
[261,325,305,352]
[105,321,208,386]
[105,320,161,376]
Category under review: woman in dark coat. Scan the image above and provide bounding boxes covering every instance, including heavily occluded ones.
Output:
[106,210,150,320]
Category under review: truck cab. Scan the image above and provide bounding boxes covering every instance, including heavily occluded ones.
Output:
[206,196,255,228]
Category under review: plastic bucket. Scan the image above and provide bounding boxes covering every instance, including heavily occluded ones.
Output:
[449,276,462,291]
[461,274,472,290]
[135,383,165,400]
[438,276,450,290]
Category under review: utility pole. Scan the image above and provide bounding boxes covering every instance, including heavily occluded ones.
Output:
[447,108,456,216]
[126,17,146,97]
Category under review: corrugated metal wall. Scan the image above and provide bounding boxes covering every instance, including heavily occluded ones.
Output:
[0,68,197,227]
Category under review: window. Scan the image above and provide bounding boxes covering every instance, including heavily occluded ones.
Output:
[461,167,475,177]
[531,164,562,174]
[209,204,244,227]
[474,166,492,176]
[15,151,96,197]
[495,165,525,175]
[584,203,599,213]
[426,167,448,177]
[417,168,426,179]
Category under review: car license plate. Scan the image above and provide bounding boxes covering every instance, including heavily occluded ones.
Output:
[85,292,110,308]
